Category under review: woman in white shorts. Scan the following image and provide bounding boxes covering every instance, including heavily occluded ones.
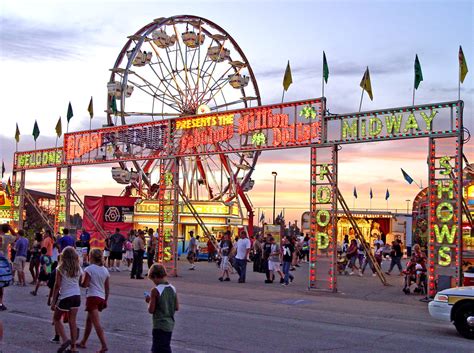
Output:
[268,237,284,284]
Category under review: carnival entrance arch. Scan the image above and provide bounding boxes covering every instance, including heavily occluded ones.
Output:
[11,98,465,297]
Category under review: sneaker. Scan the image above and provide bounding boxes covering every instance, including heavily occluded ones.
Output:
[264,280,273,284]
[281,283,289,286]
[224,278,230,282]
[30,291,37,296]
[358,271,363,277]
[279,278,284,284]
[218,277,224,282]
[372,273,377,277]
[109,267,115,272]
[50,335,60,344]
[385,271,391,275]
[349,271,354,276]
[115,267,121,272]
[0,304,7,311]
[290,276,294,283]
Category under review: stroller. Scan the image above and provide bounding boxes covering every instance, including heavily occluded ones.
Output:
[402,258,427,295]
[337,252,348,274]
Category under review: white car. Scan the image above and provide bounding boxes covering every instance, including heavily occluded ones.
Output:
[428,286,474,339]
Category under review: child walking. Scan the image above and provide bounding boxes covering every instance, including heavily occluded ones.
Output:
[30,247,52,296]
[145,264,179,353]
[51,246,82,353]
[78,249,109,353]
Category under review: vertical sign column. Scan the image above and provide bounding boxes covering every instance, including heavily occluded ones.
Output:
[308,146,338,292]
[10,170,25,229]
[427,136,463,297]
[156,159,178,276]
[54,168,70,235]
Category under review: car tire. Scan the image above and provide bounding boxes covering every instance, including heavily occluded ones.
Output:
[453,302,474,339]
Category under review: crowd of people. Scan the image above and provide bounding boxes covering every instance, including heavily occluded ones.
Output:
[0,222,429,352]
[0,224,178,353]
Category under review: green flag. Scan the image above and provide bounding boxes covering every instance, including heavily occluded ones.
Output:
[67,102,73,122]
[55,117,62,137]
[323,51,329,83]
[32,120,40,141]
[360,67,373,100]
[88,96,94,119]
[14,123,20,143]
[282,60,293,91]
[459,45,468,83]
[414,54,423,89]
[110,95,118,115]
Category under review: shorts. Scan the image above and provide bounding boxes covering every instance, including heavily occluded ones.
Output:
[38,271,50,282]
[268,260,281,272]
[220,256,230,270]
[109,251,122,260]
[57,295,81,311]
[13,256,27,272]
[187,251,196,261]
[125,250,134,260]
[85,296,107,312]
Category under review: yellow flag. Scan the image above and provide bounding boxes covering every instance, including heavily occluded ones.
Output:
[283,60,293,91]
[360,67,373,100]
[459,46,468,83]
[55,117,62,137]
[88,96,94,119]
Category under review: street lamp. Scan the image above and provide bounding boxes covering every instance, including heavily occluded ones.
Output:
[405,199,410,214]
[272,171,277,223]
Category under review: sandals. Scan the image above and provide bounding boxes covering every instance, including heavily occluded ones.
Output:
[57,339,71,353]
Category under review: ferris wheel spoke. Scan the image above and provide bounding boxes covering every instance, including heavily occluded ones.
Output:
[127,76,183,112]
[149,41,188,106]
[146,62,187,110]
[172,24,195,109]
[163,47,189,107]
[200,66,240,108]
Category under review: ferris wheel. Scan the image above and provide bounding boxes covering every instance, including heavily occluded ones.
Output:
[107,15,261,207]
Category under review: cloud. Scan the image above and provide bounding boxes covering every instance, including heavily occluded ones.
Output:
[0,16,98,60]
[254,56,411,81]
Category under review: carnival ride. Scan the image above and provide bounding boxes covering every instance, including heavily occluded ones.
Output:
[106,15,261,228]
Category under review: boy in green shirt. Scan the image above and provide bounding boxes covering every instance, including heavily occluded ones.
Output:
[145,264,179,353]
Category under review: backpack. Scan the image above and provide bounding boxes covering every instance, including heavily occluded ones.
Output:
[0,255,12,288]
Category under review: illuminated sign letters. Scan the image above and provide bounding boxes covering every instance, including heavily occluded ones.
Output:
[15,149,62,170]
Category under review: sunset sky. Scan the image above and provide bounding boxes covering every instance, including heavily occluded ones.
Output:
[0,0,472,224]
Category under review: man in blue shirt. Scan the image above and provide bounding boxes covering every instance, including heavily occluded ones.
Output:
[58,228,75,252]
[13,230,29,286]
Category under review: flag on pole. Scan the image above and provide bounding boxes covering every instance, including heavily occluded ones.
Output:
[283,60,293,91]
[1,161,5,179]
[385,188,390,200]
[5,177,12,197]
[323,51,329,83]
[414,54,423,89]
[110,96,118,115]
[55,117,62,137]
[360,67,373,100]
[15,123,20,143]
[259,212,265,223]
[369,188,373,199]
[353,186,358,199]
[88,96,94,119]
[32,120,40,141]
[400,168,414,184]
[459,45,469,83]
[67,102,74,122]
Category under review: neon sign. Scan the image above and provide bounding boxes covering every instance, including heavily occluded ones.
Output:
[176,114,234,129]
[15,148,62,170]
[65,132,102,160]
[434,157,457,267]
[315,165,331,250]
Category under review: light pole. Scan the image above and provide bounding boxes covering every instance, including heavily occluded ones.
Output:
[405,199,410,214]
[272,171,277,224]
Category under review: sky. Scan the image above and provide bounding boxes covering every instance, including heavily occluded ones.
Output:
[0,0,472,224]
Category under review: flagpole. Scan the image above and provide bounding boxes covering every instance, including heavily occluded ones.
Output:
[281,90,285,104]
[359,88,364,112]
[412,77,416,106]
[458,63,461,101]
